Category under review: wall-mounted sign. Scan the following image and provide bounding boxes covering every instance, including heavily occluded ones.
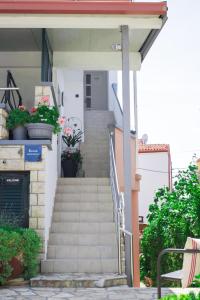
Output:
[25,145,42,162]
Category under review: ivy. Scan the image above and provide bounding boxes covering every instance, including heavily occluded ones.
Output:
[161,293,200,300]
[141,165,200,285]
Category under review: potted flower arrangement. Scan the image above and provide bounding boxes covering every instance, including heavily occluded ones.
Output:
[61,123,83,177]
[6,105,29,140]
[26,96,61,139]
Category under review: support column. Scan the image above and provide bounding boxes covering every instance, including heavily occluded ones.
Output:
[131,190,140,287]
[132,70,140,287]
[121,25,132,286]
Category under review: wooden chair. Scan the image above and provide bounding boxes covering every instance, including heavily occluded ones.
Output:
[157,248,200,299]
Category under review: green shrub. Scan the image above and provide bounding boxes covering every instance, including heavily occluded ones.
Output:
[191,274,200,287]
[0,227,41,284]
[6,106,30,130]
[140,165,200,285]
[161,293,200,300]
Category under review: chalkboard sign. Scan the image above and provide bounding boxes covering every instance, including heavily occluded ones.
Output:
[25,145,42,162]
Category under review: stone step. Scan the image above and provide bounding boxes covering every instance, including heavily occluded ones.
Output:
[57,178,109,185]
[56,185,111,193]
[84,170,109,177]
[55,193,112,202]
[54,202,113,212]
[41,258,118,273]
[49,233,117,246]
[47,245,118,259]
[53,211,114,222]
[51,222,116,234]
[31,273,127,288]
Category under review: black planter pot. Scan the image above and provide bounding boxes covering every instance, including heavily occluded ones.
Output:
[62,159,78,177]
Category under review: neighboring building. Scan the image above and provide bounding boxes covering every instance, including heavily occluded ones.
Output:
[0,0,168,288]
[138,140,172,224]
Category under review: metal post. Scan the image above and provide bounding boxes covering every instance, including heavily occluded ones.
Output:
[121,25,132,286]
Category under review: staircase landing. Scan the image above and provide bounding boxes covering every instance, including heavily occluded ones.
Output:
[31,273,127,288]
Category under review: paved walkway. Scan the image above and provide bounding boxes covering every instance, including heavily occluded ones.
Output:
[0,286,200,300]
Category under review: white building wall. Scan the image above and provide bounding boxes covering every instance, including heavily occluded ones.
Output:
[108,71,123,128]
[44,135,58,256]
[0,52,41,110]
[138,152,169,223]
[63,70,84,135]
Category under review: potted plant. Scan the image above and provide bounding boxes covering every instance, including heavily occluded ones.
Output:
[26,96,62,140]
[61,149,82,177]
[61,126,83,177]
[6,105,29,140]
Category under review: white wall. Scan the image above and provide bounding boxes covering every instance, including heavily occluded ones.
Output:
[44,135,58,256]
[108,71,123,128]
[138,152,169,223]
[0,52,41,110]
[63,70,84,136]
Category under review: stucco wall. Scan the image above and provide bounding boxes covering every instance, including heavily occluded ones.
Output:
[44,135,58,257]
[138,152,169,223]
[63,70,84,137]
[0,52,41,110]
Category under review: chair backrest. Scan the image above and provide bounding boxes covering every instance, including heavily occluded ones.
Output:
[182,237,200,288]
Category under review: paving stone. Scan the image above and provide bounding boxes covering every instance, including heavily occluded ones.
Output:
[1,286,200,300]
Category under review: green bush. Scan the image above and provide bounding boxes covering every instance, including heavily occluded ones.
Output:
[0,227,41,284]
[161,293,200,300]
[191,274,200,287]
[140,165,200,285]
[6,106,30,130]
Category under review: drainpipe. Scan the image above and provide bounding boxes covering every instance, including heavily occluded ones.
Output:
[121,25,132,286]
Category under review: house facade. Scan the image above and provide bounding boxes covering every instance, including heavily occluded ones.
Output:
[0,0,168,288]
[138,141,172,224]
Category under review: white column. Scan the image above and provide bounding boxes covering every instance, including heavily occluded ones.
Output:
[121,25,132,286]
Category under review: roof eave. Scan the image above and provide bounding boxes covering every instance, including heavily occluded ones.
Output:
[0,1,167,15]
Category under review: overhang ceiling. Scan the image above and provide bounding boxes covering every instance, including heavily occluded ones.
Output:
[0,27,151,52]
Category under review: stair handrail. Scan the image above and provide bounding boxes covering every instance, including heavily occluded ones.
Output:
[109,131,133,284]
[109,132,125,274]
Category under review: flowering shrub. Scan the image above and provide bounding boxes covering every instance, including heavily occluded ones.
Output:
[62,127,83,147]
[6,106,30,130]
[29,96,62,134]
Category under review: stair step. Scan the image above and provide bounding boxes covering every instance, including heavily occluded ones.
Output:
[41,258,118,273]
[53,211,113,222]
[54,202,113,212]
[56,185,111,193]
[57,178,109,185]
[31,273,127,288]
[49,233,117,246]
[51,222,116,233]
[55,193,112,202]
[47,245,118,259]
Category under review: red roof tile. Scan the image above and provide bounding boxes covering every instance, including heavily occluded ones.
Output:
[139,144,170,153]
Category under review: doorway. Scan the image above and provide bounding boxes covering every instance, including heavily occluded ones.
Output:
[84,71,108,111]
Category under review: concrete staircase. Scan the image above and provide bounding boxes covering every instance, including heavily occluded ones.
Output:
[81,110,115,177]
[41,178,119,274]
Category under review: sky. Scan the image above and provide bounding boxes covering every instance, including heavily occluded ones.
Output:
[136,0,200,171]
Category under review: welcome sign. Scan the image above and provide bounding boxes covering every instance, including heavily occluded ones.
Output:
[25,145,42,162]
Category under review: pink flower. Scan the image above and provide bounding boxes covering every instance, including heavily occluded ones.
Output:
[18,105,25,111]
[31,107,37,113]
[58,116,66,126]
[64,127,73,136]
[39,95,50,106]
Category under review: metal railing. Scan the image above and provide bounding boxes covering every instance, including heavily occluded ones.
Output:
[109,132,133,282]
